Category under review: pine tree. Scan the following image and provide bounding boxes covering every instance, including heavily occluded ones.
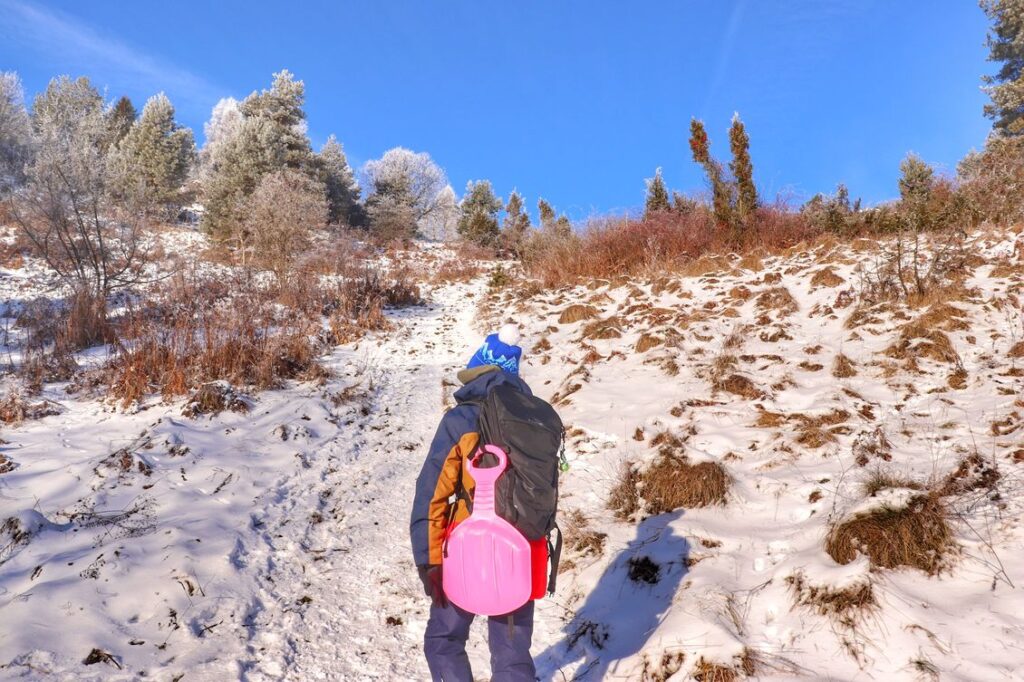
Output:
[672,190,697,214]
[317,135,362,226]
[644,168,671,216]
[689,118,733,229]
[537,197,571,237]
[107,96,137,148]
[201,71,318,239]
[457,180,503,247]
[981,0,1024,135]
[728,114,758,223]
[501,190,532,257]
[897,153,935,230]
[0,72,32,194]
[363,147,447,241]
[108,92,194,213]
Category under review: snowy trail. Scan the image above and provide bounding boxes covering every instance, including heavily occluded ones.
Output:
[235,281,487,680]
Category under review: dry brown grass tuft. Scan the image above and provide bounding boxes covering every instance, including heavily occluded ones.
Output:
[832,353,858,378]
[716,373,763,400]
[639,652,686,682]
[641,456,730,513]
[581,317,624,340]
[635,333,663,353]
[786,572,876,618]
[886,322,960,365]
[558,304,600,324]
[562,510,608,559]
[1008,341,1024,358]
[825,494,954,575]
[608,461,643,520]
[756,286,799,316]
[810,267,845,288]
[0,392,60,424]
[182,382,250,418]
[939,452,1001,497]
[430,258,482,285]
[693,652,755,682]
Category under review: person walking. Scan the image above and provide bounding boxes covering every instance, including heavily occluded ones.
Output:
[409,324,538,682]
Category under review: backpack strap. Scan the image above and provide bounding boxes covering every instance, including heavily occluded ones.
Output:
[546,524,562,595]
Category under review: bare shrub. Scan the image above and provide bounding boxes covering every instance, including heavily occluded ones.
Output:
[0,392,60,424]
[242,169,328,280]
[825,494,955,575]
[958,135,1024,227]
[693,652,756,682]
[182,381,250,418]
[639,651,686,682]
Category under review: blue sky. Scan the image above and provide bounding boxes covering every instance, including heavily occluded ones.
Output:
[0,0,994,219]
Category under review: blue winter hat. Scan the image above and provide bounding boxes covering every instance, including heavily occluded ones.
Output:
[467,324,522,375]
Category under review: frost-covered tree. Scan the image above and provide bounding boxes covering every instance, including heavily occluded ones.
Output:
[644,168,671,216]
[537,198,555,228]
[729,114,758,222]
[242,169,327,279]
[196,97,242,184]
[0,72,33,195]
[457,180,503,247]
[108,92,195,213]
[363,147,447,241]
[316,135,362,226]
[421,184,460,241]
[106,96,137,148]
[981,0,1024,135]
[11,76,151,304]
[501,190,531,257]
[202,71,318,239]
[689,118,733,229]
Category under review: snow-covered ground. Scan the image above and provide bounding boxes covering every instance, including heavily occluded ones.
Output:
[1,226,1023,680]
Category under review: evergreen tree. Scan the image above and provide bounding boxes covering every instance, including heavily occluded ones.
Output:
[107,96,137,148]
[897,153,935,229]
[108,92,195,213]
[201,71,317,239]
[537,198,556,227]
[0,72,32,194]
[981,0,1024,135]
[457,180,503,247]
[689,118,733,229]
[501,190,531,257]
[644,167,671,216]
[728,114,758,222]
[672,190,697,214]
[317,135,362,226]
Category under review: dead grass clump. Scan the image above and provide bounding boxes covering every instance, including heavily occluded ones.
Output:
[939,452,1001,497]
[608,461,643,519]
[182,381,250,418]
[860,469,923,497]
[558,304,600,324]
[639,651,686,682]
[755,286,798,316]
[786,572,876,618]
[716,374,763,400]
[562,510,607,559]
[886,322,959,365]
[810,267,845,288]
[693,652,755,682]
[431,258,482,284]
[627,555,661,584]
[635,333,663,353]
[825,494,954,574]
[0,392,60,424]
[1008,341,1024,358]
[581,317,623,340]
[832,353,858,378]
[642,456,730,513]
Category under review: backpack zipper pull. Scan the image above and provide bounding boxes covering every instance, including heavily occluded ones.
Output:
[558,434,569,472]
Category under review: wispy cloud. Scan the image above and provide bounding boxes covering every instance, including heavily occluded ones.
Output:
[0,0,223,116]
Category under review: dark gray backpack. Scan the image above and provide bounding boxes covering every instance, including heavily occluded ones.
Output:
[456,383,565,593]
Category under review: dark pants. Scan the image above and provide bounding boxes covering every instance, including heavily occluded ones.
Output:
[423,600,536,682]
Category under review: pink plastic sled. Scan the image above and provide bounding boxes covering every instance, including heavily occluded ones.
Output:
[442,444,533,616]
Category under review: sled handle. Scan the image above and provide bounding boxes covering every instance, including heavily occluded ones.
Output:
[466,444,507,484]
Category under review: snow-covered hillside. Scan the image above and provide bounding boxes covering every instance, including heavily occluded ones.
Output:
[1,226,1023,681]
